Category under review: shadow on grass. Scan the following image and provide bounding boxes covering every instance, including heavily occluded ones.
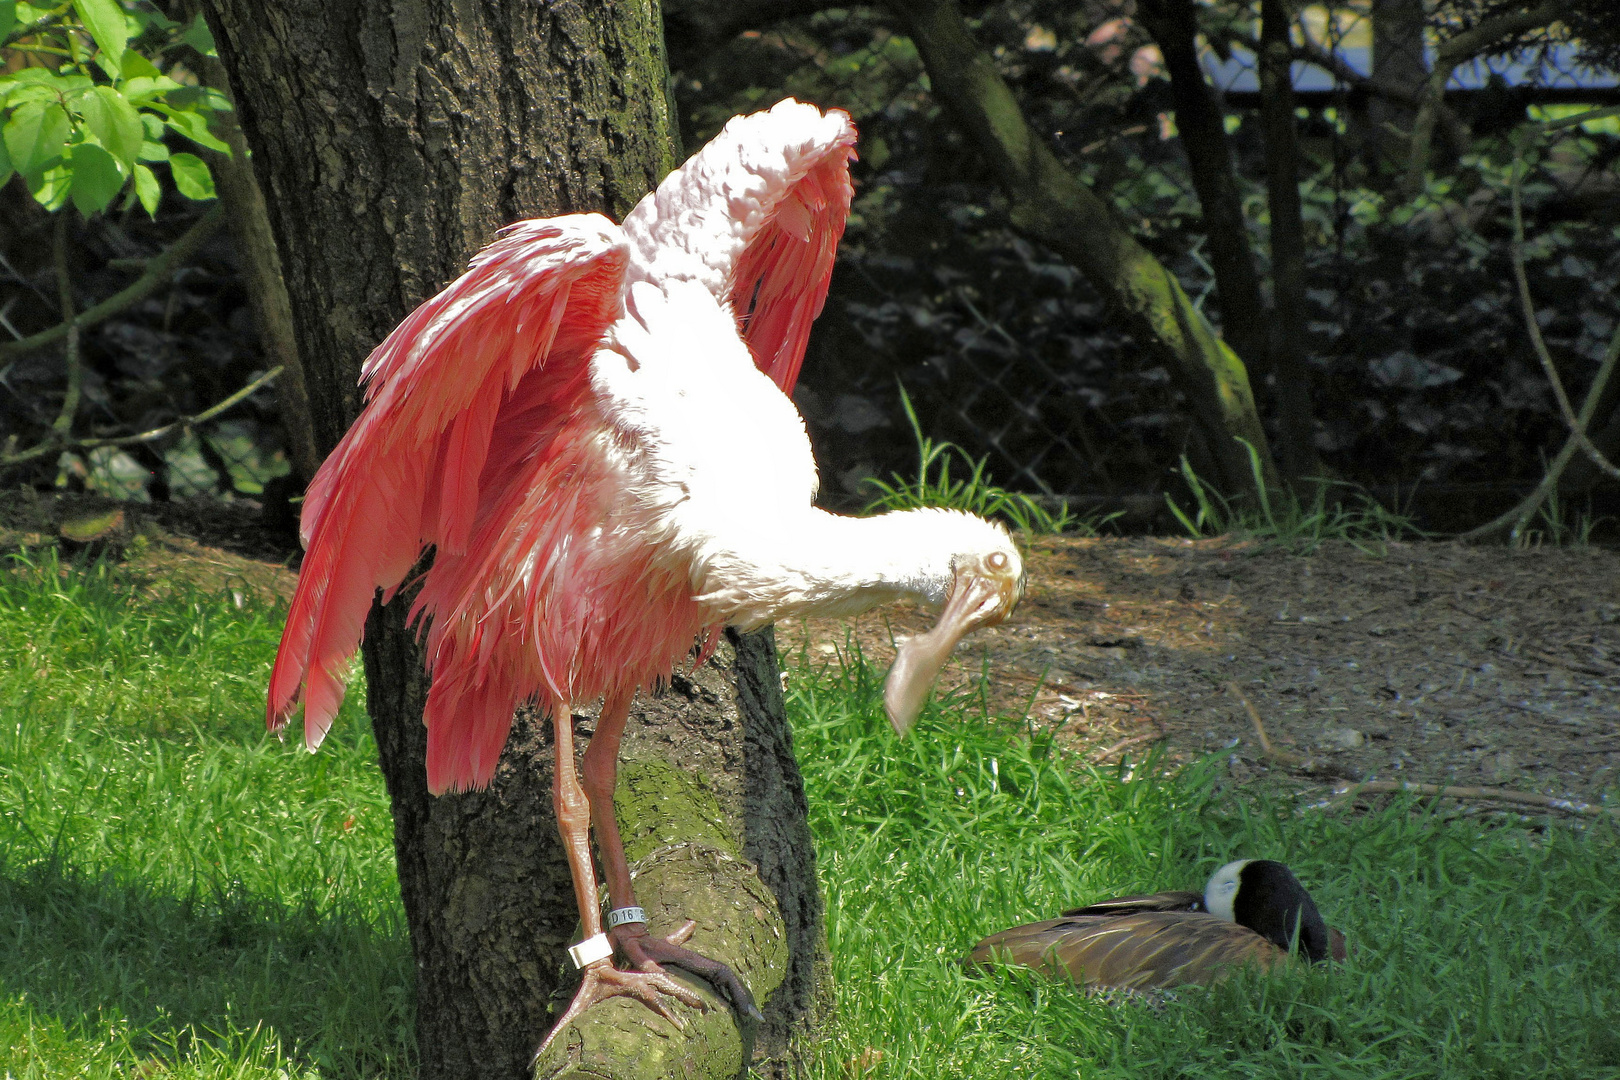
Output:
[0,855,414,1078]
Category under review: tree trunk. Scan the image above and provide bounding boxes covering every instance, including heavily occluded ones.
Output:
[885,0,1278,498]
[1258,0,1322,486]
[1135,0,1269,375]
[201,4,827,1077]
[1369,0,1429,175]
[192,63,320,487]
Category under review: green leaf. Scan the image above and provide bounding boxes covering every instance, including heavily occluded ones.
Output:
[121,75,184,104]
[161,107,230,155]
[8,68,93,92]
[168,151,215,200]
[73,0,129,72]
[68,141,125,214]
[180,14,216,57]
[74,85,144,168]
[118,49,163,82]
[132,161,160,217]
[27,159,71,211]
[3,100,71,177]
[0,132,12,190]
[1,83,61,108]
[137,138,168,162]
[0,3,17,43]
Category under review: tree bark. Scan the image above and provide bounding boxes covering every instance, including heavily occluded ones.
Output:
[1258,0,1321,486]
[1403,0,1571,194]
[1135,0,1269,375]
[193,54,321,486]
[885,0,1278,498]
[1369,0,1429,175]
[201,4,827,1078]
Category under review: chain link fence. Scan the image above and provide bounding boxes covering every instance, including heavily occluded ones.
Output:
[796,3,1620,507]
[7,6,1618,513]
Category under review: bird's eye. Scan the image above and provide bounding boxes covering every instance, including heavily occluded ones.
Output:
[988,551,1008,571]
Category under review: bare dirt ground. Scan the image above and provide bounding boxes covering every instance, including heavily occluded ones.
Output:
[778,535,1620,808]
[7,492,1618,808]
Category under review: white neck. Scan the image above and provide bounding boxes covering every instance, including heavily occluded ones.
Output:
[686,505,1000,629]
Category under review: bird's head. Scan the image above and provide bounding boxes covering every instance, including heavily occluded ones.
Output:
[883,519,1025,736]
[1205,859,1338,963]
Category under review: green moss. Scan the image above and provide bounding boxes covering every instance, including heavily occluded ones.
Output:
[614,759,740,864]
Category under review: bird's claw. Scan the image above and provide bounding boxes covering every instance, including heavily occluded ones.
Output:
[533,959,705,1061]
[615,921,765,1025]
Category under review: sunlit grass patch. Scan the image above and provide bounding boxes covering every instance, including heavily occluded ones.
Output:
[3,549,1617,1078]
[0,549,410,1079]
[789,651,1620,1079]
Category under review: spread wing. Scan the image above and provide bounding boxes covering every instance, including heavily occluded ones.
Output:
[268,216,629,750]
[621,97,856,394]
[966,912,1286,993]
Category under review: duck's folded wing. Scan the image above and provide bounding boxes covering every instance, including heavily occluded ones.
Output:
[968,911,1286,992]
[1060,890,1205,918]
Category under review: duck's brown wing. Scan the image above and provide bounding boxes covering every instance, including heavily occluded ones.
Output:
[1059,890,1205,918]
[967,911,1286,993]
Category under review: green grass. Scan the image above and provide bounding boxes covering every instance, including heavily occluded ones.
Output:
[1166,442,1420,554]
[788,650,1620,1079]
[3,551,1618,1078]
[862,388,1102,536]
[0,549,410,1079]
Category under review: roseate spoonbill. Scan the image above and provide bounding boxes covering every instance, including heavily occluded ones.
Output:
[966,860,1346,993]
[268,99,1024,1043]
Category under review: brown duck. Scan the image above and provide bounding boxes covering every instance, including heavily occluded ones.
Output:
[965,860,1347,993]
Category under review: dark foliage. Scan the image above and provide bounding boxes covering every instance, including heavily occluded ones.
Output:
[671,2,1620,513]
[0,182,287,500]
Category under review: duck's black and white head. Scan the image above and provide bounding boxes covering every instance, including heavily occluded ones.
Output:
[1204,859,1332,962]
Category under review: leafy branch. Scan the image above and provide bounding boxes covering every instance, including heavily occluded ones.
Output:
[1,0,231,216]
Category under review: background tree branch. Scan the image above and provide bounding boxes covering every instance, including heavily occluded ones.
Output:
[1404,0,1572,194]
[883,0,1279,499]
[0,367,283,469]
[1258,0,1321,485]
[0,205,225,363]
[1135,0,1270,373]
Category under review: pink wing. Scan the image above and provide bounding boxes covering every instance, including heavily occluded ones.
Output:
[621,98,856,394]
[268,216,628,750]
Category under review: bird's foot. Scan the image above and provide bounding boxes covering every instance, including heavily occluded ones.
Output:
[533,950,705,1060]
[614,919,765,1025]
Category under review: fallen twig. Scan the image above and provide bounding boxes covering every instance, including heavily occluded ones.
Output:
[1089,732,1163,763]
[1326,779,1619,819]
[1225,681,1364,781]
[1225,680,1309,768]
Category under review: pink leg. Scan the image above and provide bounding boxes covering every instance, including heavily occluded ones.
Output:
[581,690,764,1023]
[534,698,703,1059]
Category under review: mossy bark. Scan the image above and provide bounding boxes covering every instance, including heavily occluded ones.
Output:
[202,4,827,1077]
[533,761,791,1079]
[886,0,1278,498]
